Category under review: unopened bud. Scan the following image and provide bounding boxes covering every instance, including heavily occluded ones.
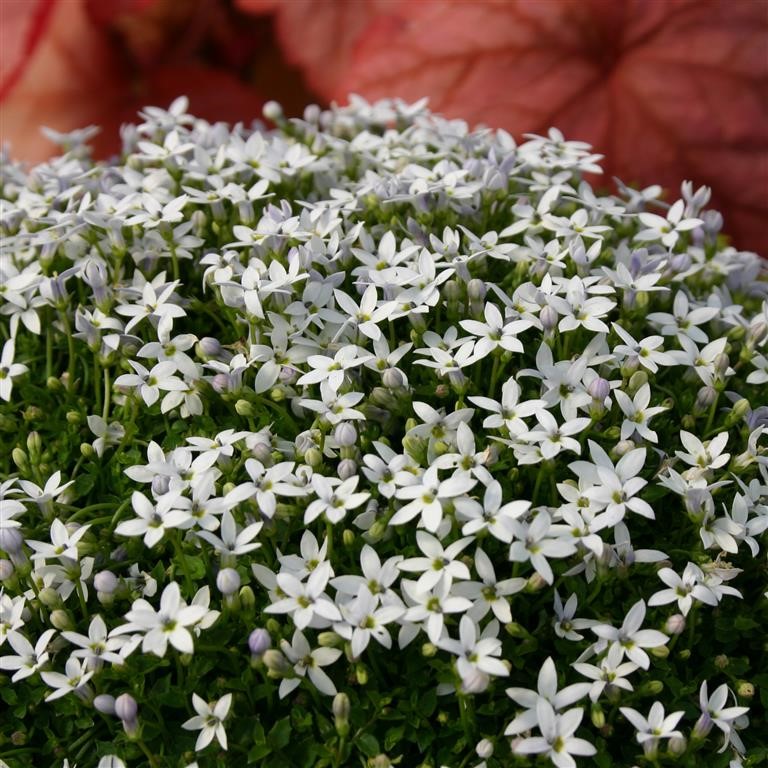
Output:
[639,680,664,696]
[650,645,669,659]
[334,422,357,447]
[355,664,368,685]
[12,448,29,472]
[0,527,23,555]
[668,734,687,755]
[50,609,75,631]
[588,377,610,402]
[94,570,118,595]
[66,410,81,425]
[262,100,284,122]
[421,643,437,657]
[196,337,222,359]
[317,632,343,648]
[590,703,605,729]
[371,756,391,768]
[80,443,95,459]
[0,559,14,580]
[693,385,717,414]
[216,567,241,596]
[620,356,640,377]
[94,694,116,715]
[714,654,729,670]
[342,528,355,547]
[539,305,558,332]
[665,614,686,635]
[38,586,62,609]
[381,368,403,389]
[304,447,323,468]
[240,585,256,612]
[248,628,271,657]
[26,431,42,459]
[467,279,486,302]
[475,739,494,759]
[332,692,350,722]
[736,680,754,698]
[263,649,291,676]
[114,693,138,723]
[628,371,648,395]
[235,399,255,417]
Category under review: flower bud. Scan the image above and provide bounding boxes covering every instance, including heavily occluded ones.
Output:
[421,643,438,657]
[0,559,14,580]
[371,756,391,768]
[270,387,286,403]
[714,654,729,669]
[650,645,669,659]
[317,631,343,648]
[332,692,350,722]
[80,443,95,459]
[304,447,323,468]
[0,527,23,555]
[114,693,138,723]
[94,570,119,595]
[216,567,241,596]
[334,422,357,447]
[240,585,256,612]
[381,368,403,389]
[235,399,255,417]
[668,734,687,755]
[620,356,640,378]
[665,614,686,635]
[638,680,664,696]
[342,528,355,547]
[628,371,648,395]
[475,739,494,759]
[467,279,486,302]
[263,649,292,676]
[736,680,754,699]
[693,385,717,415]
[12,448,29,472]
[50,609,75,631]
[94,694,116,715]
[355,664,368,685]
[27,431,42,460]
[38,586,62,609]
[211,373,231,393]
[539,305,558,332]
[263,100,284,122]
[590,703,605,729]
[588,377,610,402]
[196,337,222,360]
[248,628,271,657]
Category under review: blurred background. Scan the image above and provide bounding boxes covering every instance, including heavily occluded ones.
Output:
[1,0,766,254]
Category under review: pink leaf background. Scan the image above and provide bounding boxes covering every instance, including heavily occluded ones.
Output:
[2,0,766,254]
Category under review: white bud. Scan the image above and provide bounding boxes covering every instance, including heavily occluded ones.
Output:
[216,567,241,596]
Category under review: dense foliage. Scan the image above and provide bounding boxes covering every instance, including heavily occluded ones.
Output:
[1,97,767,768]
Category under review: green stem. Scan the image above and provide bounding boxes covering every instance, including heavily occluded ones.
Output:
[102,365,111,421]
[59,310,77,390]
[136,739,160,768]
[172,530,194,594]
[94,356,102,415]
[75,579,88,618]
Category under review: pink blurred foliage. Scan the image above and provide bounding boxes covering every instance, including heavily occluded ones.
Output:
[2,0,766,253]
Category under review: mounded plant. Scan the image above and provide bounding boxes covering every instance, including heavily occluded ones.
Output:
[0,97,767,768]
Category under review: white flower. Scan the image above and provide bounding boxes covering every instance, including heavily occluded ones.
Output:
[635,198,703,248]
[675,430,730,472]
[279,629,342,698]
[397,531,473,591]
[0,340,27,401]
[612,324,675,373]
[113,581,211,657]
[41,656,95,702]
[572,644,638,702]
[506,656,591,735]
[333,589,403,658]
[304,474,370,525]
[512,699,596,768]
[694,681,750,753]
[266,561,342,629]
[0,628,56,681]
[27,519,90,562]
[182,693,232,751]
[620,701,685,756]
[115,490,190,548]
[648,563,718,616]
[437,615,509,686]
[590,599,669,670]
[615,383,668,443]
[508,510,577,585]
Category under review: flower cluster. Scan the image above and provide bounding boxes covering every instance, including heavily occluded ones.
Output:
[0,96,766,767]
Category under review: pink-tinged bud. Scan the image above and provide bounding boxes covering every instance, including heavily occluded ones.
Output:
[263,101,284,122]
[216,567,241,596]
[94,694,116,715]
[693,712,713,740]
[665,614,686,635]
[248,628,271,657]
[475,738,494,759]
[211,373,231,393]
[196,337,222,359]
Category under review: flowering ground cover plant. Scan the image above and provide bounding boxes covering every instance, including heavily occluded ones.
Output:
[0,96,767,768]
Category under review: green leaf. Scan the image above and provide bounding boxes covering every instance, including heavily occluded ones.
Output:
[356,732,379,757]
[268,717,292,750]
